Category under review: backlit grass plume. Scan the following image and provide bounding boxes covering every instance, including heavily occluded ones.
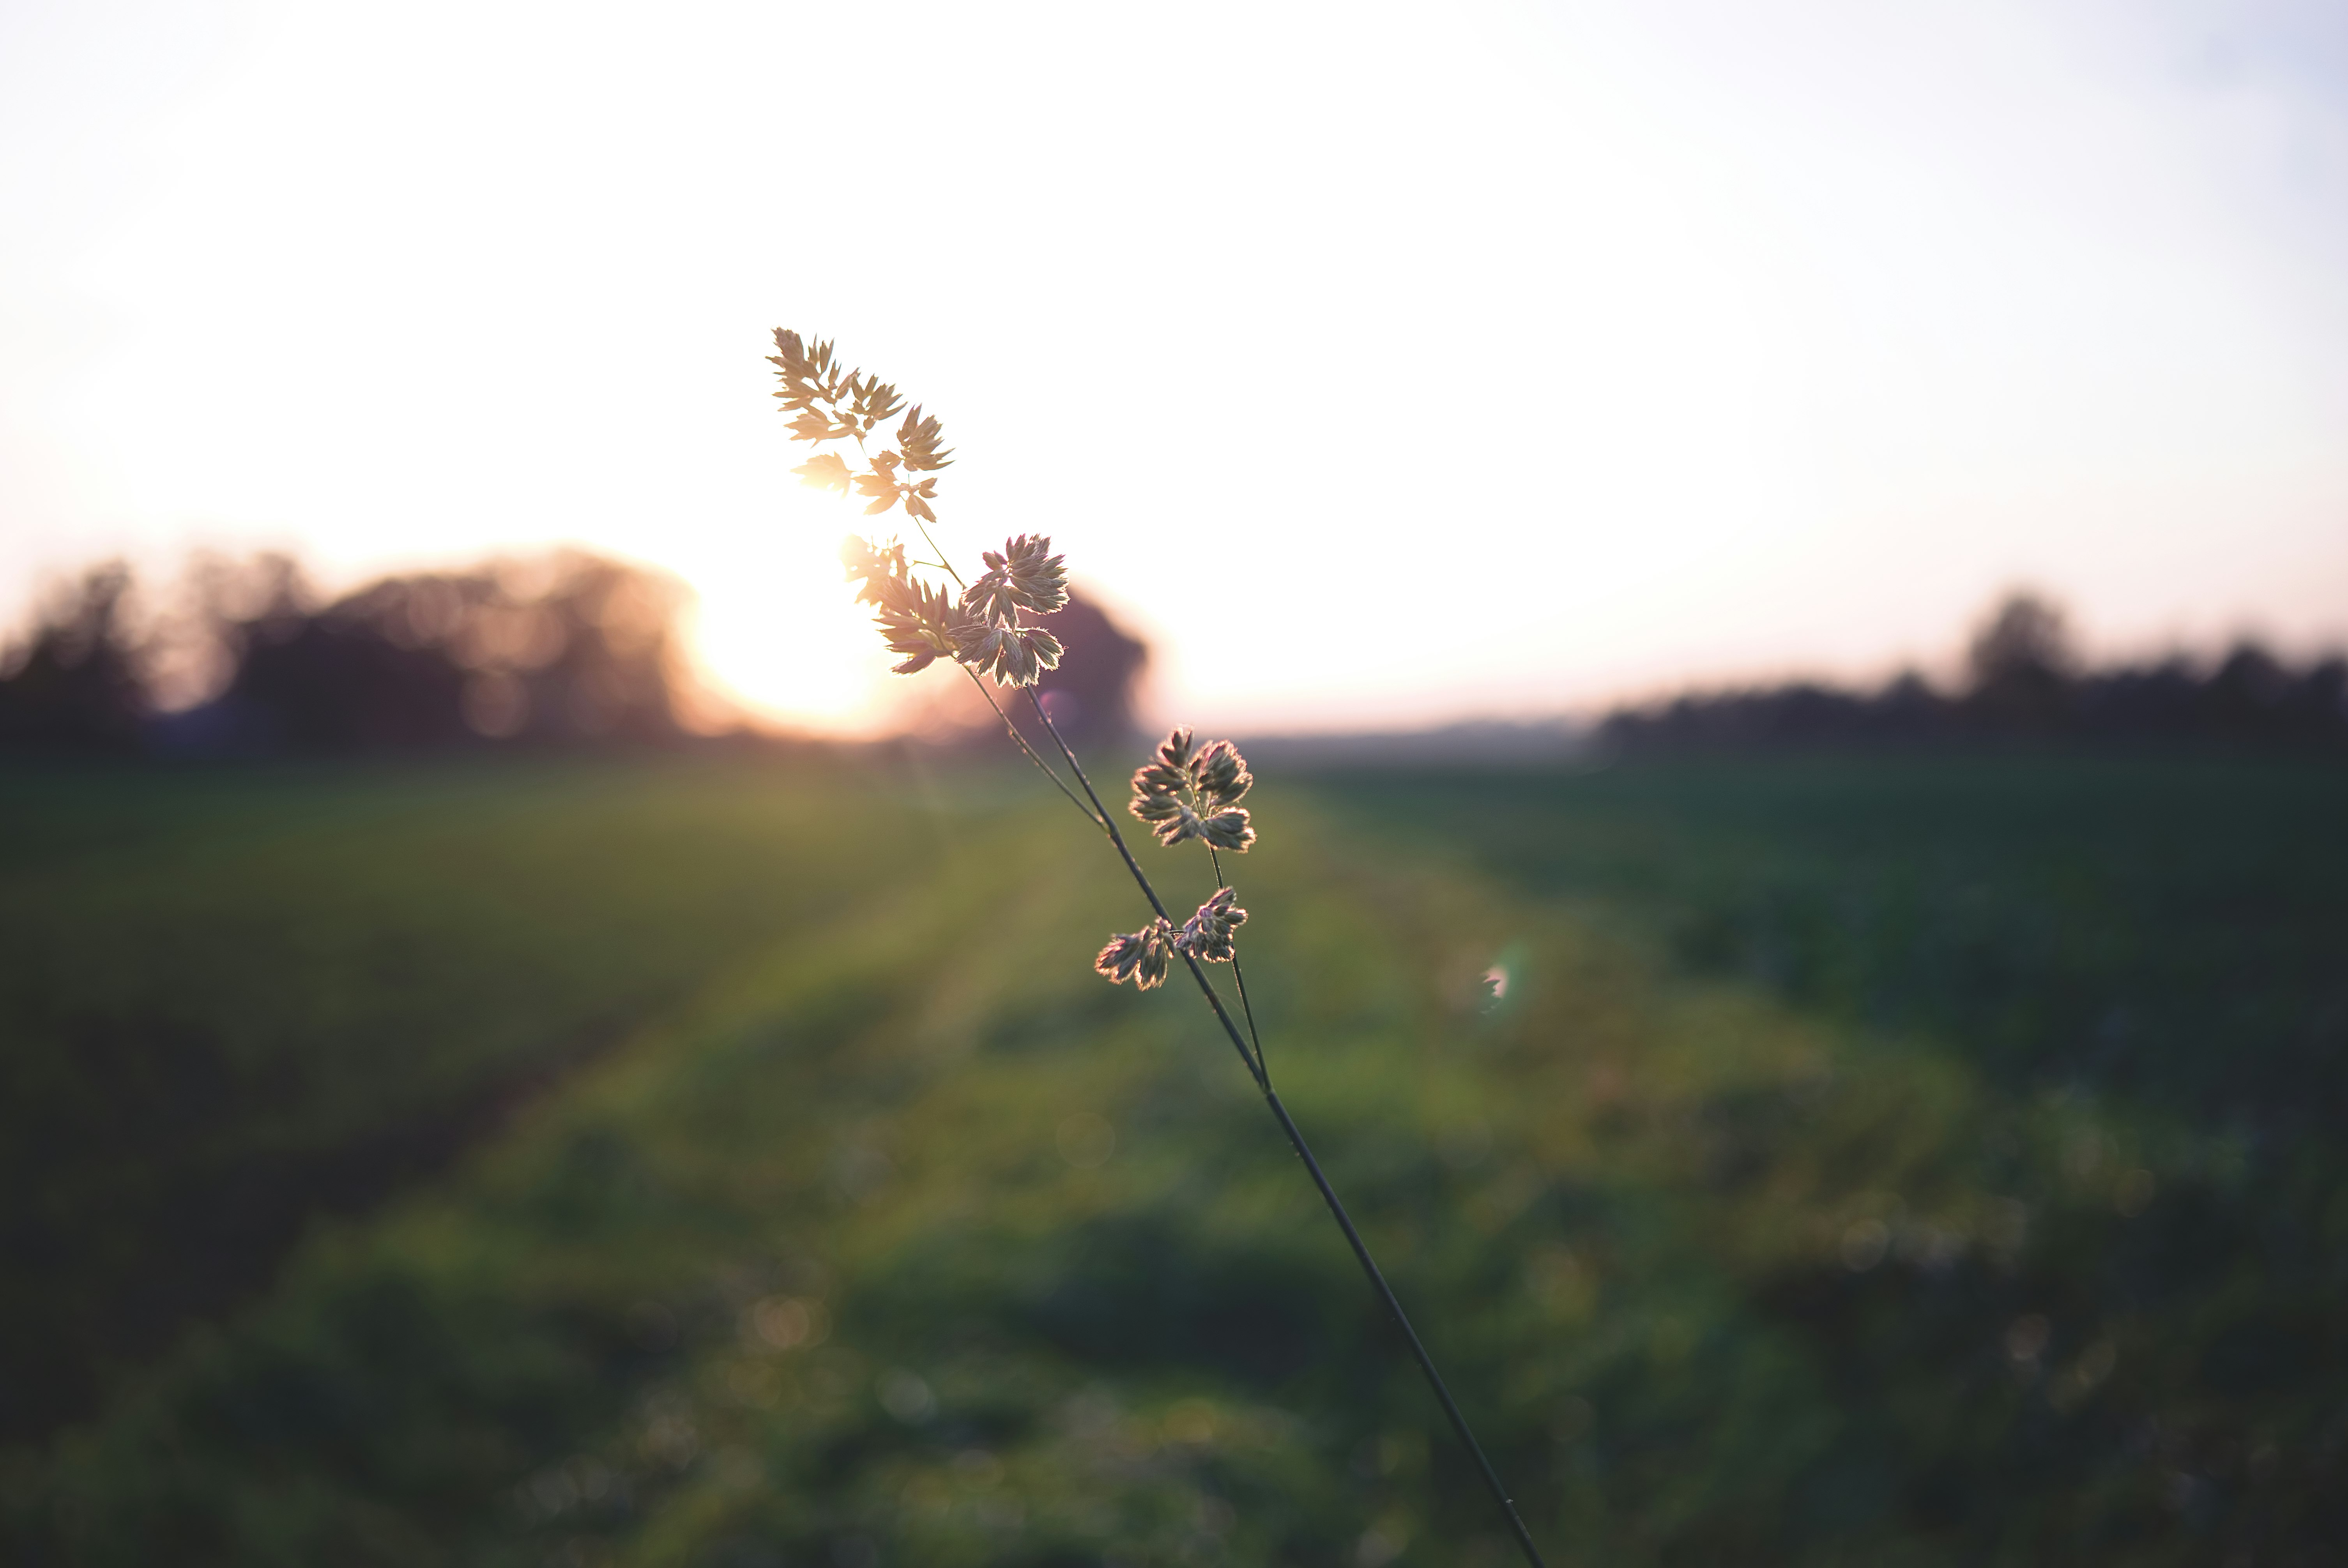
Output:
[770,327,1550,1568]
[1131,726,1255,850]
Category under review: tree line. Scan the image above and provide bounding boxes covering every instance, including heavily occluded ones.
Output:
[0,551,1148,756]
[0,553,690,756]
[1599,593,2348,756]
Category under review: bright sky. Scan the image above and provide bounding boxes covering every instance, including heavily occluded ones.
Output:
[4,0,2344,734]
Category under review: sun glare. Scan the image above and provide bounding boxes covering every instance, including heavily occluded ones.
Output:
[668,489,899,738]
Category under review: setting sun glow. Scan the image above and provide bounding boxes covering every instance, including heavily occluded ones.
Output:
[666,493,902,736]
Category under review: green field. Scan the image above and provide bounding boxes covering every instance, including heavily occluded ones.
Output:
[3,752,2342,1566]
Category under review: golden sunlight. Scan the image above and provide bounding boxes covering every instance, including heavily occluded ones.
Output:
[669,490,900,737]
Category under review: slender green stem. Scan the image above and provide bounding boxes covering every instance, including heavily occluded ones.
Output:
[1018,691,1263,1086]
[914,518,965,589]
[1018,690,1547,1568]
[1206,843,1266,1079]
[856,510,1091,826]
[960,668,1101,828]
[1255,1084,1550,1568]
[896,519,1094,828]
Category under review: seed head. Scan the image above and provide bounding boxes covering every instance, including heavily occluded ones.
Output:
[1130,727,1191,800]
[1197,809,1255,851]
[840,534,910,607]
[769,329,847,422]
[869,574,969,676]
[895,405,953,472]
[852,450,942,521]
[770,330,900,442]
[962,535,1068,624]
[1128,727,1257,850]
[1095,918,1176,989]
[1173,887,1248,962]
[956,621,1064,687]
[1191,739,1252,809]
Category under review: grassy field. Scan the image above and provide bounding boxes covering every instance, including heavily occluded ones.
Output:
[0,756,932,1443]
[3,752,2342,1566]
[1311,757,2348,1124]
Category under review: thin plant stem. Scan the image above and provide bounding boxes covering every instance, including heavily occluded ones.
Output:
[1018,690,1264,1087]
[959,667,1101,828]
[792,337,1542,1562]
[1021,689,1548,1568]
[906,521,1095,828]
[914,519,966,588]
[1207,843,1266,1077]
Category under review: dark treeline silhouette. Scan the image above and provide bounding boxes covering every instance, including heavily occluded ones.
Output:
[1600,592,2348,757]
[0,564,149,754]
[0,551,694,757]
[177,552,688,753]
[0,551,1154,758]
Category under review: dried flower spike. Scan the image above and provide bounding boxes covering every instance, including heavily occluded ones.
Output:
[853,450,944,523]
[957,621,1064,688]
[873,576,971,676]
[1174,887,1248,962]
[795,450,855,495]
[962,535,1069,624]
[894,405,953,471]
[1129,727,1257,851]
[840,535,909,607]
[768,330,846,420]
[1191,739,1251,809]
[1094,918,1176,989]
[773,329,945,522]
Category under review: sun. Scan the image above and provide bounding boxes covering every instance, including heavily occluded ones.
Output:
[667,489,904,737]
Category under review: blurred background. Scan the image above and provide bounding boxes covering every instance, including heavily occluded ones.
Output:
[3,1,2344,1564]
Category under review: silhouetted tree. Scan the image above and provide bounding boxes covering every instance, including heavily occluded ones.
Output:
[1963,590,2076,733]
[168,551,690,754]
[0,564,149,754]
[1025,591,1149,748]
[1599,589,2348,758]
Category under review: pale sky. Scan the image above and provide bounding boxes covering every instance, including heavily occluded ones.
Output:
[4,0,2344,734]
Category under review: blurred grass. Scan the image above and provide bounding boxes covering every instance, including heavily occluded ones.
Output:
[1311,757,2348,1122]
[4,755,2345,1565]
[0,756,931,1441]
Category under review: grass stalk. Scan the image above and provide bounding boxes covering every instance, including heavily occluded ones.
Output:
[1024,689,1549,1568]
[777,325,1545,1562]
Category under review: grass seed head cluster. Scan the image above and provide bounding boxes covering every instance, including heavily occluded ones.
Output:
[771,327,1260,996]
[773,327,1556,1568]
